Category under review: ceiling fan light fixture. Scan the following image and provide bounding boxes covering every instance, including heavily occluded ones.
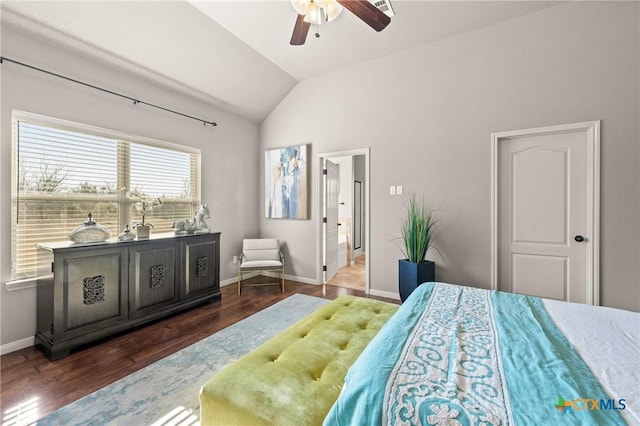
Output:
[323,1,343,22]
[312,0,332,9]
[291,0,311,16]
[303,2,323,25]
[291,0,391,46]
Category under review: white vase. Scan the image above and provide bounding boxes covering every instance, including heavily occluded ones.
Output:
[136,224,151,239]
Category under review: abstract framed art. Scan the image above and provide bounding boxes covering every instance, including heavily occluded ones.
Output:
[265,144,309,219]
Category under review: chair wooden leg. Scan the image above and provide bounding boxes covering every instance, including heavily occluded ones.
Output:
[281,268,285,292]
[238,271,242,296]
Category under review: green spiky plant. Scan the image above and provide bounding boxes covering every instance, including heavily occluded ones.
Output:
[400,193,435,263]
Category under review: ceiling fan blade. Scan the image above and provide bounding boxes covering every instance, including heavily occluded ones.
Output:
[337,0,391,32]
[290,14,311,45]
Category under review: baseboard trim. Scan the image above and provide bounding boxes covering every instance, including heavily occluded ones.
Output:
[1,336,34,355]
[369,288,400,301]
[220,277,237,287]
[220,272,262,287]
[262,271,320,285]
[224,273,326,288]
[286,274,320,285]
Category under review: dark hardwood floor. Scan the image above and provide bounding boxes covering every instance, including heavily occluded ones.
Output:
[0,278,397,423]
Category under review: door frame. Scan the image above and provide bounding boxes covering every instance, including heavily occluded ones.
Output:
[490,121,600,304]
[316,148,370,293]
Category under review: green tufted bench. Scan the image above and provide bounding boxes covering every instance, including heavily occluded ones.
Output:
[199,295,398,425]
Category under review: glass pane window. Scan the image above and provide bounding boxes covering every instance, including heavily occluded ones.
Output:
[130,143,194,198]
[18,123,118,195]
[11,116,201,280]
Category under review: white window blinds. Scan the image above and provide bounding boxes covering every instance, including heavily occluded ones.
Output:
[11,116,201,280]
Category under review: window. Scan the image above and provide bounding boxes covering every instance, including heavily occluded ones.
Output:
[11,113,201,280]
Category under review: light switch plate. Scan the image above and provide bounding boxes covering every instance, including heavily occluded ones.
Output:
[396,185,403,195]
[389,186,396,195]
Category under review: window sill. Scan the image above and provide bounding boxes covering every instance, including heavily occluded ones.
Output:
[4,278,37,292]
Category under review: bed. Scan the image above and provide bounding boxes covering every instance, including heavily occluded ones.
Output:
[324,282,639,425]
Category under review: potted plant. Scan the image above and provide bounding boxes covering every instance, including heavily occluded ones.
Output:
[130,191,162,239]
[398,192,436,302]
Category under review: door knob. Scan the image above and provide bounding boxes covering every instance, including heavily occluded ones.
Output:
[575,235,585,242]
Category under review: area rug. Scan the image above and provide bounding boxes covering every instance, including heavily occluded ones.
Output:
[36,294,330,426]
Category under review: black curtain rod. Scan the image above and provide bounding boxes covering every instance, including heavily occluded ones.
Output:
[0,56,218,127]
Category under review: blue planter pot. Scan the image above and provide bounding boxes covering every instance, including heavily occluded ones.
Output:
[398,259,435,302]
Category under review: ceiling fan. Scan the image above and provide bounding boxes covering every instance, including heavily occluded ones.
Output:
[290,0,392,46]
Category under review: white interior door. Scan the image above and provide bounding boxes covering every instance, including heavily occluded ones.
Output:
[492,122,600,304]
[324,159,339,282]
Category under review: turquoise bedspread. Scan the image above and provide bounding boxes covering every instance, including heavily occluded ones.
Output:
[323,282,626,426]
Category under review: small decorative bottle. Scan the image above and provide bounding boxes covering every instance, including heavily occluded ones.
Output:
[118,224,135,242]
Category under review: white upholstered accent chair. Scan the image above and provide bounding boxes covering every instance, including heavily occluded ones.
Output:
[237,238,285,295]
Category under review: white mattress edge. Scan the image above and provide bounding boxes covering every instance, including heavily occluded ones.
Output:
[542,299,640,424]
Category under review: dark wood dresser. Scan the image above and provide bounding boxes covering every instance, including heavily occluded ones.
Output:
[35,232,221,360]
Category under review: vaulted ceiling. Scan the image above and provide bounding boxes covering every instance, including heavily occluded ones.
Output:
[1,1,561,123]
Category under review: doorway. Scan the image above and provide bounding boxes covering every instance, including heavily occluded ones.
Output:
[318,149,369,293]
[491,121,600,305]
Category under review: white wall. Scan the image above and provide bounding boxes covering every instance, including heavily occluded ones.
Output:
[0,26,261,348]
[260,2,640,311]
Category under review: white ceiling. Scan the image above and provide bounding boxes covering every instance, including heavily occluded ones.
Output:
[1,1,561,123]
